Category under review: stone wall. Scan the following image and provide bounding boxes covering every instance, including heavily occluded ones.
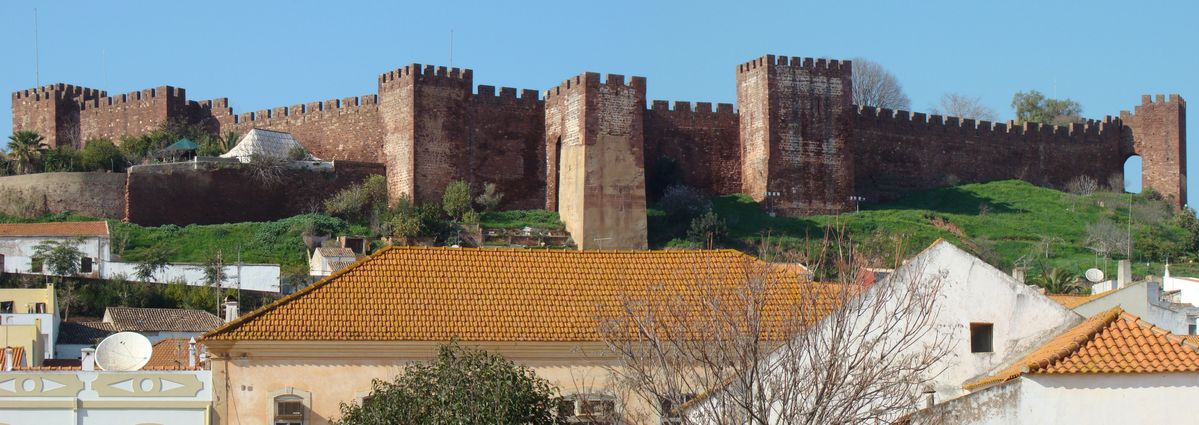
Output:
[643,100,741,196]
[1121,95,1187,208]
[0,172,126,218]
[198,95,386,163]
[851,108,1125,202]
[124,161,384,226]
[78,86,186,143]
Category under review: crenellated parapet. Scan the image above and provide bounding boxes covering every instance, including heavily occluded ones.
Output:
[473,85,541,105]
[378,64,473,92]
[736,54,852,79]
[227,94,380,125]
[853,105,1122,144]
[12,83,106,102]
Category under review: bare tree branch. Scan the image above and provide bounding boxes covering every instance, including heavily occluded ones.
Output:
[852,59,911,110]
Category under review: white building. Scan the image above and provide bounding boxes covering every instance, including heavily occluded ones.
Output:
[55,307,224,360]
[0,337,213,424]
[910,307,1199,424]
[308,247,358,277]
[683,240,1084,421]
[0,221,281,292]
[1048,279,1199,335]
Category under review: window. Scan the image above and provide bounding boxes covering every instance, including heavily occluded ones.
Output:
[0,301,12,314]
[274,395,305,425]
[80,257,93,274]
[659,393,696,424]
[970,323,994,353]
[30,258,43,273]
[560,394,617,424]
[1190,323,1197,335]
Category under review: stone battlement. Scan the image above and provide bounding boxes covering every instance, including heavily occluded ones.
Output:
[737,54,852,76]
[854,105,1120,142]
[544,72,647,99]
[12,83,106,101]
[232,94,380,125]
[473,85,541,104]
[79,86,186,110]
[378,64,473,90]
[649,100,736,115]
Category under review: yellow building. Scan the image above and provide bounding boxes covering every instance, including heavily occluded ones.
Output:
[202,246,807,425]
[0,284,58,367]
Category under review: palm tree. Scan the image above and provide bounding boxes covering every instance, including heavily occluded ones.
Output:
[1034,268,1087,294]
[7,131,47,174]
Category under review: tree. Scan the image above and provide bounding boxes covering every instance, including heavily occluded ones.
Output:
[7,130,47,174]
[1032,268,1085,295]
[203,250,227,314]
[1011,90,1083,126]
[686,211,726,248]
[325,174,389,223]
[334,342,565,425]
[442,180,473,221]
[1085,218,1130,265]
[32,238,86,320]
[133,243,173,282]
[851,58,911,110]
[597,234,948,425]
[474,182,505,212]
[930,93,997,122]
[80,138,127,172]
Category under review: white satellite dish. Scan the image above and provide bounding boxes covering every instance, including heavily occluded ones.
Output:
[1084,268,1106,283]
[95,332,153,371]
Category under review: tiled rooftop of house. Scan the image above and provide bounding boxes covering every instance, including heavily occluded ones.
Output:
[205,246,832,342]
[315,247,356,258]
[965,307,1199,389]
[0,221,109,237]
[57,318,115,345]
[104,307,223,333]
[1046,289,1116,309]
[144,338,201,370]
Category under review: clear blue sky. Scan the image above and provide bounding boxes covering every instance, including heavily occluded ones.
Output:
[2,0,1195,205]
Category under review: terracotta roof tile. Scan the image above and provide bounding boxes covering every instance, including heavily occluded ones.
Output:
[2,347,26,369]
[204,247,827,342]
[316,247,356,257]
[965,307,1199,389]
[0,221,109,237]
[1046,289,1115,309]
[144,338,201,370]
[105,307,223,333]
[57,320,115,344]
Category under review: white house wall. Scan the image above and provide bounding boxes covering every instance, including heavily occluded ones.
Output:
[1072,281,1192,334]
[0,370,212,425]
[0,313,56,359]
[103,261,280,293]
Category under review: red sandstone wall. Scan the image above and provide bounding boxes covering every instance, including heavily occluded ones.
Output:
[851,107,1124,202]
[469,86,545,209]
[737,55,854,215]
[644,100,740,196]
[11,84,105,148]
[203,95,386,163]
[1120,95,1187,208]
[124,161,385,226]
[78,86,186,144]
[379,65,473,205]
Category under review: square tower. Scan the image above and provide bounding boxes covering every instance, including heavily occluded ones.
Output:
[378,65,473,204]
[1121,94,1187,208]
[544,73,648,250]
[736,55,854,215]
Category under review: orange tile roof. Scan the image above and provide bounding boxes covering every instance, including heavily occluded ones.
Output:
[0,221,109,237]
[144,338,201,370]
[2,346,27,370]
[204,246,827,342]
[1046,289,1116,309]
[965,307,1199,389]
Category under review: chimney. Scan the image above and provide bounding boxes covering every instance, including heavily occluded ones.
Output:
[1011,267,1025,283]
[81,348,96,371]
[188,338,197,369]
[223,297,239,323]
[3,347,12,371]
[1118,260,1131,288]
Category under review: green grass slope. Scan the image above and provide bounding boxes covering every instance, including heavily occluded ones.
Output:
[683,180,1197,279]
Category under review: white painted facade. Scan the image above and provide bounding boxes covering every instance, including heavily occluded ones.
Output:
[1163,267,1199,307]
[0,234,280,293]
[911,373,1199,424]
[684,241,1084,421]
[308,248,356,277]
[0,313,57,359]
[0,370,212,425]
[1070,280,1199,335]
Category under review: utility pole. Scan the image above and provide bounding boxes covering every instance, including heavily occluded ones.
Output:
[449,29,454,68]
[34,8,40,87]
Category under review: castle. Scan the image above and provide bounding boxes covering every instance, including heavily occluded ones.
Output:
[11,55,1187,249]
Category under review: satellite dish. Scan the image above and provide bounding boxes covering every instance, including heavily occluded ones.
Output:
[95,332,152,371]
[1085,268,1106,283]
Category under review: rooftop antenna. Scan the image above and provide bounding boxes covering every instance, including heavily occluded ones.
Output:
[34,8,40,87]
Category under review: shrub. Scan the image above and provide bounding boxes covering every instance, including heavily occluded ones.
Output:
[1065,175,1098,195]
[80,139,127,172]
[288,146,311,161]
[325,175,388,223]
[659,184,710,219]
[686,211,727,246]
[1106,174,1124,193]
[41,146,82,172]
[474,182,504,212]
[442,180,472,221]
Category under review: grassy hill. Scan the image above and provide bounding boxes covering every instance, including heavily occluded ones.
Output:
[653,180,1197,281]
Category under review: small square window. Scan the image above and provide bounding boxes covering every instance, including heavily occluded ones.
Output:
[80,257,93,274]
[1189,323,1197,335]
[31,258,43,273]
[971,323,994,353]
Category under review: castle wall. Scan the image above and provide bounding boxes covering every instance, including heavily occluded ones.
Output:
[851,109,1125,202]
[737,55,854,215]
[78,86,187,144]
[1121,95,1187,208]
[198,95,386,163]
[469,86,546,209]
[11,84,105,148]
[643,101,741,196]
[124,161,384,226]
[545,73,648,250]
[0,172,126,219]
